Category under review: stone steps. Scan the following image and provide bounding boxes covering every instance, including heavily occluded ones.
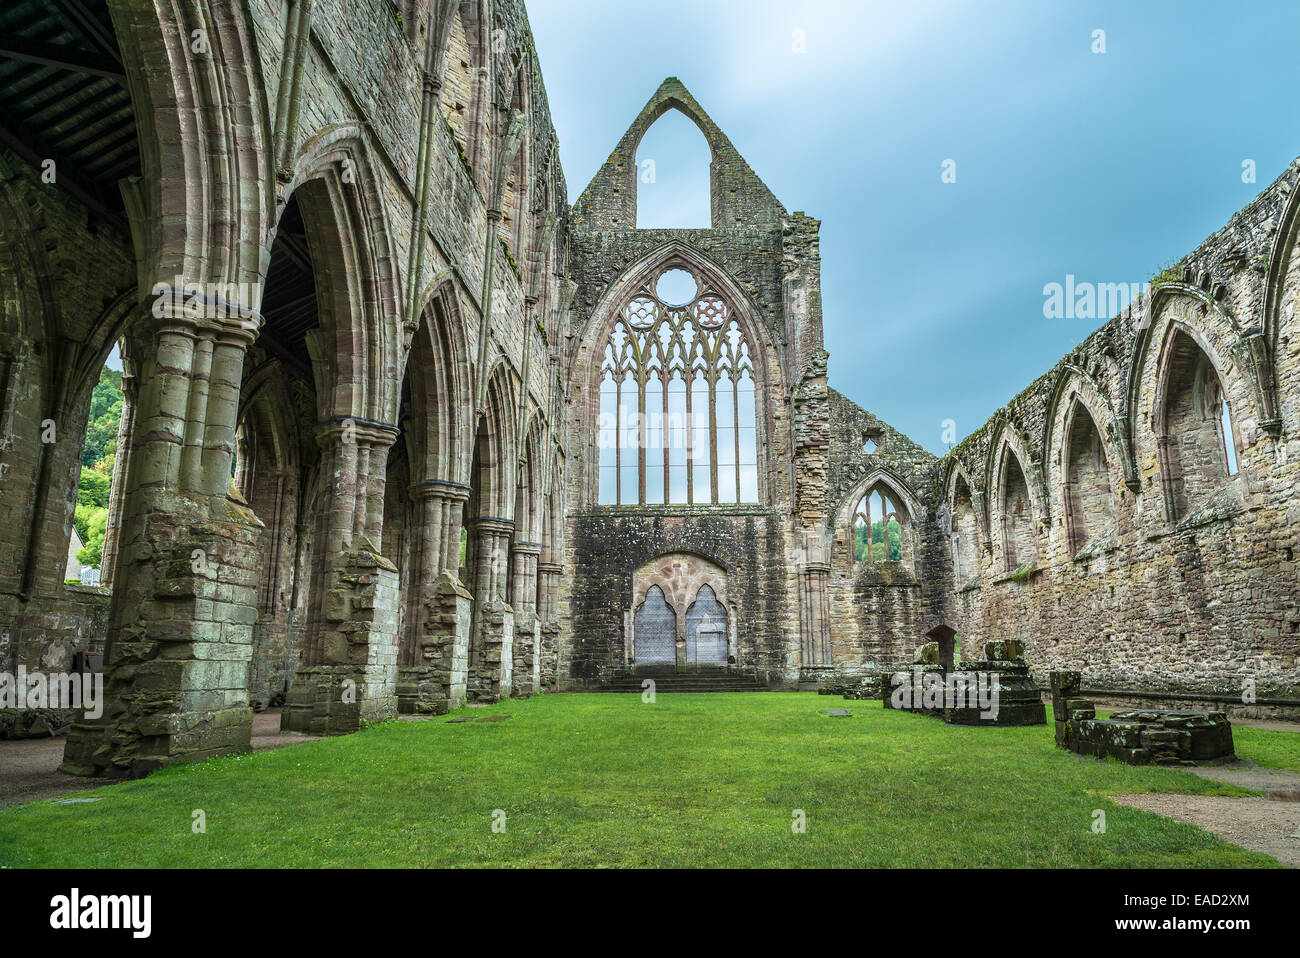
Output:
[594,671,767,693]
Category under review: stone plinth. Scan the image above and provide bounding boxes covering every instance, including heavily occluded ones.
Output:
[1048,671,1236,765]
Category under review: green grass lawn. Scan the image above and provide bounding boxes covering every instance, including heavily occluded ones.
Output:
[1,693,1295,868]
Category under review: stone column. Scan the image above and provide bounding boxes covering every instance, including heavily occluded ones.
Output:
[509,541,541,697]
[282,421,402,735]
[797,530,832,684]
[61,300,263,778]
[536,560,563,688]
[466,516,514,702]
[799,563,832,666]
[397,480,472,714]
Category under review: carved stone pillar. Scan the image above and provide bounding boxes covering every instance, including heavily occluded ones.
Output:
[537,560,563,688]
[466,517,514,702]
[798,531,832,675]
[509,541,541,697]
[61,302,263,777]
[397,480,471,714]
[282,420,401,735]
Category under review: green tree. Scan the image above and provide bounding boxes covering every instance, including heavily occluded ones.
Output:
[76,466,111,508]
[854,519,902,562]
[75,507,109,570]
[81,366,123,469]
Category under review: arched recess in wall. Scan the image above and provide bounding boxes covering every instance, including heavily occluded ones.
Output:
[986,425,1044,574]
[994,444,1039,573]
[634,107,713,228]
[500,61,532,266]
[241,190,329,672]
[576,242,779,508]
[946,467,982,588]
[390,285,472,668]
[1153,324,1242,522]
[1042,368,1125,560]
[468,363,517,521]
[436,0,490,180]
[405,284,471,485]
[1260,167,1299,424]
[1127,286,1259,527]
[288,127,403,425]
[256,130,403,669]
[233,361,303,700]
[1061,395,1117,554]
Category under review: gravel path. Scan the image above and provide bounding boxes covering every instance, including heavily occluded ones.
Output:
[1111,790,1300,867]
[1110,758,1300,868]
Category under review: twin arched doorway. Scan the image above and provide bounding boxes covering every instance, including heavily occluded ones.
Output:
[629,554,733,669]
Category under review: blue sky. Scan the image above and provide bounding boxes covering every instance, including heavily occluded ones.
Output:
[529,0,1300,454]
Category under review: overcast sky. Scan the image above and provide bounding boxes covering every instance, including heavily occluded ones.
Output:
[529,0,1300,453]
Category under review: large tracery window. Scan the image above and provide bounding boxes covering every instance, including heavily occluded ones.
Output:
[598,265,758,505]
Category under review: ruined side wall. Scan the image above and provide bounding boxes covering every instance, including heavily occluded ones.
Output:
[939,161,1300,700]
[232,0,571,697]
[822,390,948,671]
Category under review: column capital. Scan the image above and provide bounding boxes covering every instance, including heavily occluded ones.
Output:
[409,478,472,502]
[467,516,514,536]
[315,416,401,448]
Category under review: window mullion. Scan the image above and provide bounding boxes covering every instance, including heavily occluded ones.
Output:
[661,368,670,504]
[638,375,647,504]
[708,373,718,504]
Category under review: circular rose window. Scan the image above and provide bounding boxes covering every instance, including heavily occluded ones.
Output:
[655,268,697,307]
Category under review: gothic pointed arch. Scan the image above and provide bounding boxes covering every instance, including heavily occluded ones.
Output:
[945,463,984,588]
[1044,373,1121,556]
[1125,283,1260,481]
[117,0,272,296]
[470,362,518,520]
[285,126,404,425]
[571,77,785,230]
[404,282,471,484]
[1148,319,1245,523]
[989,433,1043,574]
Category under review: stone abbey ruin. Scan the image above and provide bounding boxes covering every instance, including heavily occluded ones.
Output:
[0,0,1297,777]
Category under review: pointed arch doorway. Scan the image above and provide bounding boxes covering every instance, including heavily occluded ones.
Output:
[628,553,734,671]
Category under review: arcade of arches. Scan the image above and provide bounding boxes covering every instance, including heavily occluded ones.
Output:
[0,1,1297,777]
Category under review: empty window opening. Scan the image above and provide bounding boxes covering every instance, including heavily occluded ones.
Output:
[656,268,697,306]
[1160,332,1239,520]
[1220,394,1239,476]
[635,108,712,229]
[70,346,126,587]
[852,486,904,563]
